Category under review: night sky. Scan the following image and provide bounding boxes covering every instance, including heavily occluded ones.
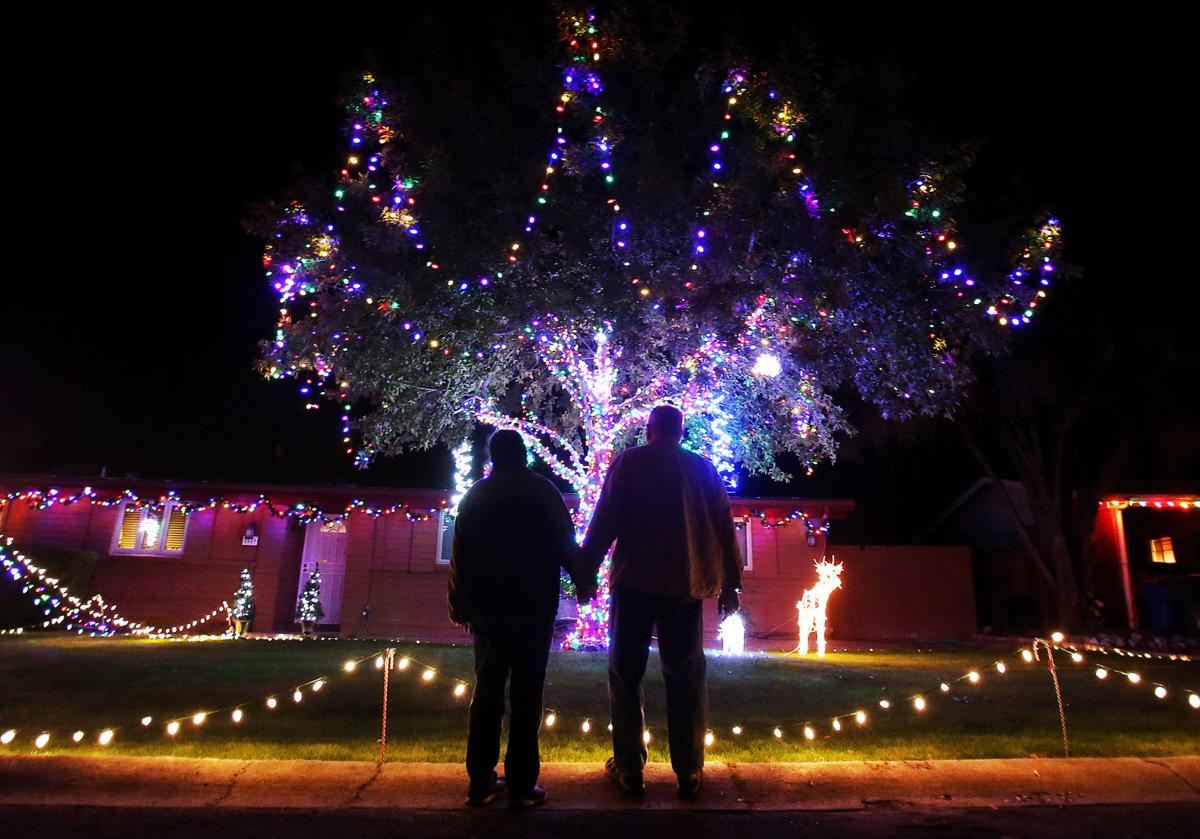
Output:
[3,7,1194,540]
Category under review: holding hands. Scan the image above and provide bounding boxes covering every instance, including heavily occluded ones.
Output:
[572,546,599,604]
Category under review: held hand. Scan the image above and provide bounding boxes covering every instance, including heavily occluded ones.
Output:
[717,587,740,617]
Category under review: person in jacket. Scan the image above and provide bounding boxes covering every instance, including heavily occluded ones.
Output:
[575,404,742,798]
[448,429,577,810]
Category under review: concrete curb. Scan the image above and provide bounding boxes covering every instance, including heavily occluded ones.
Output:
[1,755,1197,811]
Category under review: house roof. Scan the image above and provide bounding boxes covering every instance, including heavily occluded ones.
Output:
[918,476,1031,545]
[0,473,854,518]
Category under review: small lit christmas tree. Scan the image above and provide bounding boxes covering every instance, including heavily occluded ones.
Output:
[296,570,324,637]
[231,568,255,638]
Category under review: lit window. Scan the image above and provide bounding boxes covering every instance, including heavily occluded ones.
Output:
[436,511,454,565]
[113,501,188,556]
[734,516,753,571]
[1149,537,1176,564]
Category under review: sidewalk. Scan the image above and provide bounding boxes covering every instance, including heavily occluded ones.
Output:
[2,755,1197,811]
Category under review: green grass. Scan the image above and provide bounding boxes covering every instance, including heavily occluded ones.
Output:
[0,636,1196,762]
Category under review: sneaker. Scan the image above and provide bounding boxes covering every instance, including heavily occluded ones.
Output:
[465,774,506,807]
[676,770,702,798]
[605,756,644,796]
[508,784,547,810]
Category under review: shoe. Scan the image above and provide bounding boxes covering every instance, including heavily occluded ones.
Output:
[465,774,506,807]
[508,784,547,810]
[605,756,644,796]
[676,771,702,798]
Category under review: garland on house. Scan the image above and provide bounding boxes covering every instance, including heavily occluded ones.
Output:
[1102,498,1200,511]
[0,485,834,535]
[0,487,447,525]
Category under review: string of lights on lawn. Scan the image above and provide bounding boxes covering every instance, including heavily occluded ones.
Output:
[0,648,470,753]
[0,487,447,525]
[4,633,1192,755]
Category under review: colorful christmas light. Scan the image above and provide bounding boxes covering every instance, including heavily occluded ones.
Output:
[255,7,1064,651]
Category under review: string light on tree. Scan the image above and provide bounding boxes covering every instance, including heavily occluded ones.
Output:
[255,7,1061,650]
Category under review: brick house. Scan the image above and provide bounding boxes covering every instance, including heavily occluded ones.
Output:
[0,474,976,644]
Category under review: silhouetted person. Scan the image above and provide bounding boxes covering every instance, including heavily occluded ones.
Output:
[575,405,742,798]
[448,430,576,810]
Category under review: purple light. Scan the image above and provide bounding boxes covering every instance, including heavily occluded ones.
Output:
[710,144,720,152]
[712,162,722,171]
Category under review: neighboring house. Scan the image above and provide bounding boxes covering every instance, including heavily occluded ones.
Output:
[924,478,1199,636]
[922,478,1043,635]
[1,473,976,643]
[1094,496,1200,636]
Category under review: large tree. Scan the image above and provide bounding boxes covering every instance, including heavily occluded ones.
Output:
[256,7,1059,647]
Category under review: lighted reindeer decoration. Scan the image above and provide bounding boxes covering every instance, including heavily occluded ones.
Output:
[795,558,843,657]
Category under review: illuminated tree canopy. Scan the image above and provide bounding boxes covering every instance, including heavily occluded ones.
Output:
[256,7,1060,647]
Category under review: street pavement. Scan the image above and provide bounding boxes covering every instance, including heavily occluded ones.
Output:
[3,802,1199,838]
[1,755,1197,836]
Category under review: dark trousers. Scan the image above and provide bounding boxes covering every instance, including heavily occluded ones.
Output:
[609,586,707,777]
[466,614,555,795]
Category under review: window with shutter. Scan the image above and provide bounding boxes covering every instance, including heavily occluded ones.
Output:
[112,501,189,556]
[164,505,188,553]
[436,512,455,565]
[734,517,753,571]
[117,505,142,550]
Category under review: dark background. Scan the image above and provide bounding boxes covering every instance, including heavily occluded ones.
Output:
[3,5,1194,540]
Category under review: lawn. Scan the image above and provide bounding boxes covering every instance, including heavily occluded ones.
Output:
[0,636,1196,763]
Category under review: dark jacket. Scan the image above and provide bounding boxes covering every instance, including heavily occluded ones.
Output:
[580,439,742,599]
[447,466,576,625]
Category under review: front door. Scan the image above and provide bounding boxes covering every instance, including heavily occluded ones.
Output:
[297,521,348,626]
